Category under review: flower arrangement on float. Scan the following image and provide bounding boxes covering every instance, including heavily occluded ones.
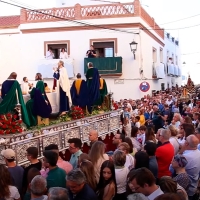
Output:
[0,113,24,134]
[70,106,85,120]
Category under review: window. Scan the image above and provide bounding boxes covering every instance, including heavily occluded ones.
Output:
[44,40,70,59]
[160,48,163,63]
[175,55,178,65]
[161,83,165,91]
[167,50,169,62]
[172,53,174,63]
[90,38,117,58]
[93,41,114,57]
[152,47,157,63]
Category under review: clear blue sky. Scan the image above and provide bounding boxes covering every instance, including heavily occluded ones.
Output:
[0,0,200,82]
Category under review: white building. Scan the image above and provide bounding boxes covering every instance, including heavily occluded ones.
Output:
[0,0,182,100]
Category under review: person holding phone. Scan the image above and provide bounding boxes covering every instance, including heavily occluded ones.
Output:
[86,45,97,58]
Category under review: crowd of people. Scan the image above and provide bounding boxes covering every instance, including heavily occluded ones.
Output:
[1,85,200,200]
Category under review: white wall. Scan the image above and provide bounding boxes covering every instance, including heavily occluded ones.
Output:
[0,33,22,82]
[0,14,182,101]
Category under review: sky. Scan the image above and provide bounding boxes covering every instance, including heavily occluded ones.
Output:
[0,0,200,82]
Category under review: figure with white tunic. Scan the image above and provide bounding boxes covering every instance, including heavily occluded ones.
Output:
[59,48,68,59]
[53,60,72,115]
[21,77,33,95]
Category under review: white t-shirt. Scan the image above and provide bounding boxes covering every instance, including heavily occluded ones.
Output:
[60,52,68,59]
[5,186,20,200]
[115,167,129,194]
[125,154,135,170]
[21,82,29,94]
[135,122,140,128]
[169,137,180,155]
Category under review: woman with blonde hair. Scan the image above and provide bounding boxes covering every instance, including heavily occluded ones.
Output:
[118,142,135,170]
[168,125,180,155]
[89,141,109,182]
[79,159,97,191]
[139,107,146,126]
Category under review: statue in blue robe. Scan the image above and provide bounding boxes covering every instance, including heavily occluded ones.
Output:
[86,62,100,113]
[26,73,52,126]
[70,73,88,108]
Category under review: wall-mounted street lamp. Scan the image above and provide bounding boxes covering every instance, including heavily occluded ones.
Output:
[130,40,138,59]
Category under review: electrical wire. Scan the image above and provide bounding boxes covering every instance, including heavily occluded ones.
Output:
[1,0,200,32]
[160,13,200,25]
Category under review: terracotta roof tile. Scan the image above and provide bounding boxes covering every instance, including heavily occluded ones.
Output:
[0,15,20,27]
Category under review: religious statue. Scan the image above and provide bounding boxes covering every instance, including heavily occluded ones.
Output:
[53,60,72,116]
[0,72,30,127]
[70,73,88,108]
[86,62,100,113]
[26,73,52,126]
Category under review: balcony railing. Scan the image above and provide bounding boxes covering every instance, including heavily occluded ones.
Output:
[152,62,166,79]
[84,57,122,76]
[20,1,164,39]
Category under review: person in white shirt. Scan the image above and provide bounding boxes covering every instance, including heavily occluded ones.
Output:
[127,167,163,200]
[171,113,181,129]
[21,77,33,95]
[166,95,173,106]
[118,142,135,170]
[59,48,68,59]
[46,48,54,59]
[113,150,129,200]
[168,125,180,155]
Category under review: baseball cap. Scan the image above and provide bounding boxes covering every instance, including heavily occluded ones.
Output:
[1,149,15,159]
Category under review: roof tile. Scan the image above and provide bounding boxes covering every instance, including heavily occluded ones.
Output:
[0,15,20,27]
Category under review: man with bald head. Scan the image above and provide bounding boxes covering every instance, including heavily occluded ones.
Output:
[180,134,200,199]
[0,72,30,126]
[88,130,98,147]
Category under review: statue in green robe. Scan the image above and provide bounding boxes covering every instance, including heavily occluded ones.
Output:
[0,72,30,127]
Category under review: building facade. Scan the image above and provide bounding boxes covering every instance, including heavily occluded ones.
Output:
[0,0,182,100]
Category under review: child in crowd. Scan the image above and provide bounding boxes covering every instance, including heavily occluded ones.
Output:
[123,107,130,119]
[137,126,146,145]
[163,121,169,129]
[135,116,140,128]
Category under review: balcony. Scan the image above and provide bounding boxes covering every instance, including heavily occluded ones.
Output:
[37,58,74,78]
[84,57,122,76]
[167,62,181,77]
[152,62,165,79]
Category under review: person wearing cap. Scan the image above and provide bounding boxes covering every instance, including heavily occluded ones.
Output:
[1,149,24,196]
[171,154,190,190]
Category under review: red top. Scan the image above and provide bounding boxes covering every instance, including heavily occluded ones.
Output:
[155,142,174,178]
